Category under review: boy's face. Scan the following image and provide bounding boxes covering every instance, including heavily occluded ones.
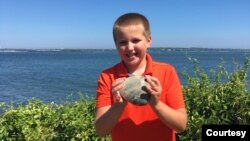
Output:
[115,24,152,70]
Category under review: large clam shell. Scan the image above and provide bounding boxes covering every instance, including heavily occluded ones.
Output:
[121,75,150,106]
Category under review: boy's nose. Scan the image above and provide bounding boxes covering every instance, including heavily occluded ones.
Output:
[127,42,134,50]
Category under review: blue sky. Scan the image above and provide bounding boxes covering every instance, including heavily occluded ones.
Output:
[0,0,249,49]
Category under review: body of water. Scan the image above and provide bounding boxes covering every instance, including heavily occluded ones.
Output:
[1,48,250,104]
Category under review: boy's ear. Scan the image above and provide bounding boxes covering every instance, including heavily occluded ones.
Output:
[147,36,152,48]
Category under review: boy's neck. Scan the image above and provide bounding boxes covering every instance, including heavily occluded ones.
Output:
[127,58,147,76]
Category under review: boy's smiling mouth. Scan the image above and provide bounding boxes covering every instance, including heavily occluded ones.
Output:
[125,52,138,58]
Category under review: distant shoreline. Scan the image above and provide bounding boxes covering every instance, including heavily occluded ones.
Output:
[1,47,250,52]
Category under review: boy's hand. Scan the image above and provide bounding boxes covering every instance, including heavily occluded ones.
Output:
[145,75,162,106]
[111,77,127,104]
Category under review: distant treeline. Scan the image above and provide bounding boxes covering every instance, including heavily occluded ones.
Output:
[1,47,250,53]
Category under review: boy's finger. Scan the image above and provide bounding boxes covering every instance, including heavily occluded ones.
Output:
[145,75,160,86]
[112,77,126,87]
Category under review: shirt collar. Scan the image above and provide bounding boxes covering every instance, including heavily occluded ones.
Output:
[143,53,153,76]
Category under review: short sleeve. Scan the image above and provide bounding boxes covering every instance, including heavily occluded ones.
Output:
[96,73,113,108]
[165,66,185,109]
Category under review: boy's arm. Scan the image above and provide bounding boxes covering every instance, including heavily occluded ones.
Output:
[95,76,127,136]
[145,75,187,133]
[150,102,187,133]
[95,102,126,136]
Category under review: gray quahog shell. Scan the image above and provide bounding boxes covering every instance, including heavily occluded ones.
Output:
[121,75,150,106]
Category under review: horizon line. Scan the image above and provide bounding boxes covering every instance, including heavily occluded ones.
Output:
[1,47,250,50]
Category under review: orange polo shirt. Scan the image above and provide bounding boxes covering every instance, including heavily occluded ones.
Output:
[96,54,185,141]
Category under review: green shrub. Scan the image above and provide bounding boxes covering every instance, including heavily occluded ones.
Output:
[178,58,250,140]
[0,96,111,141]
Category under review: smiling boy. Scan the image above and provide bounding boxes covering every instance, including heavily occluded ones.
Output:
[95,13,187,141]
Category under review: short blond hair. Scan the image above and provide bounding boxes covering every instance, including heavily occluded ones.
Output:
[112,13,151,43]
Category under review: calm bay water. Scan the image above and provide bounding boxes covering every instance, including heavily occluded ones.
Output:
[1,48,250,105]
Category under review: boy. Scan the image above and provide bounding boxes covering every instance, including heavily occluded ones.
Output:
[95,13,187,141]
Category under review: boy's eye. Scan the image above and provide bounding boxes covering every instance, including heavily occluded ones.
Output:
[132,39,140,44]
[118,40,127,45]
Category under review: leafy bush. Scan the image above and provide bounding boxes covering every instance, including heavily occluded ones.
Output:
[0,58,249,141]
[0,96,111,141]
[178,58,250,140]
